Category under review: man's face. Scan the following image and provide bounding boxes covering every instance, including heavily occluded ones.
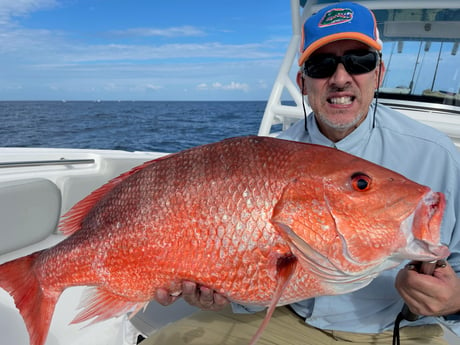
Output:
[298,40,384,142]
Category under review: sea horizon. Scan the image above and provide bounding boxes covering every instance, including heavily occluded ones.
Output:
[0,100,273,152]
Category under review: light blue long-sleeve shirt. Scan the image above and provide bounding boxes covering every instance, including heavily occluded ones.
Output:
[234,102,460,335]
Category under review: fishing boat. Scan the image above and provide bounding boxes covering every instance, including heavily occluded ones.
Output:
[1,0,459,344]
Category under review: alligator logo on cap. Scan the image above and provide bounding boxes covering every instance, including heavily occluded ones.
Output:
[319,8,353,27]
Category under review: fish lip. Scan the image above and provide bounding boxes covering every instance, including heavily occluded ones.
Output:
[397,191,450,260]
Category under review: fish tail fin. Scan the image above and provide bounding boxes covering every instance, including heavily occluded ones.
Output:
[248,254,297,345]
[0,251,60,345]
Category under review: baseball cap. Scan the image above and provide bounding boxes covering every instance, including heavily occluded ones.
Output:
[299,2,382,66]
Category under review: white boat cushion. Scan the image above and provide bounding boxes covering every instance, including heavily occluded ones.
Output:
[0,178,61,255]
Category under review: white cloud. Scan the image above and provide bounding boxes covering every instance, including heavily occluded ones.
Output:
[0,2,284,65]
[197,81,249,92]
[0,31,281,66]
[59,42,278,64]
[196,83,208,90]
[0,1,289,100]
[0,0,58,25]
[257,79,269,89]
[110,25,206,38]
[145,84,163,91]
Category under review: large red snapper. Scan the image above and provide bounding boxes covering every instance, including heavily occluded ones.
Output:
[0,136,449,345]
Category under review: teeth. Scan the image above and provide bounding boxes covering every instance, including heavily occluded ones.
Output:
[329,97,353,105]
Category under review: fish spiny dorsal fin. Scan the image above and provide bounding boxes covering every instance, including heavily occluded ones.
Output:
[71,287,147,325]
[58,154,176,236]
[248,253,297,345]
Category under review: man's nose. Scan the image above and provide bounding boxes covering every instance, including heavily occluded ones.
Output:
[329,63,352,86]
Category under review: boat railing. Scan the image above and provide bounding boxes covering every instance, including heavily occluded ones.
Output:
[0,159,96,169]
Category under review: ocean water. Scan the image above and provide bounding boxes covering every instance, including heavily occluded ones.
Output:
[0,101,266,153]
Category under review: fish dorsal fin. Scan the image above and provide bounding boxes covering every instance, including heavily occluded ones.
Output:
[58,157,163,236]
[248,254,297,345]
[71,287,147,325]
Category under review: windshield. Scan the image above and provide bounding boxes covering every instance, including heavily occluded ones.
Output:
[375,8,460,106]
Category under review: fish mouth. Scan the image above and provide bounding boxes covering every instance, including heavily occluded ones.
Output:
[397,191,450,260]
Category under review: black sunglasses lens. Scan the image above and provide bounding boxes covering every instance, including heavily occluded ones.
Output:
[305,55,338,78]
[343,51,378,74]
[304,51,378,78]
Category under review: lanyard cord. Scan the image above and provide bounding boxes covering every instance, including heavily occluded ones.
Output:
[373,53,383,128]
[392,311,406,345]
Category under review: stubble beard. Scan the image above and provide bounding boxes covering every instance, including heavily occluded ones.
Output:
[316,110,365,132]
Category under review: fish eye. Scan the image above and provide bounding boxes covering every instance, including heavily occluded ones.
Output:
[351,173,372,191]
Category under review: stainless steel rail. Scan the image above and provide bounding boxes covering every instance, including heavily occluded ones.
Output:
[0,159,95,169]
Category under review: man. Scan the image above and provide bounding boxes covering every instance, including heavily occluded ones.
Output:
[148,2,460,344]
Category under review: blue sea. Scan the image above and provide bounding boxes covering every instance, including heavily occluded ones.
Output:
[0,101,267,153]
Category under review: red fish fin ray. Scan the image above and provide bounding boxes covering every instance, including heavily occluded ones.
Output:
[0,251,61,345]
[58,156,168,236]
[248,254,297,345]
[128,302,149,320]
[71,287,145,326]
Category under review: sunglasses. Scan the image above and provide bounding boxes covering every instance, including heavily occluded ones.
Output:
[303,50,380,79]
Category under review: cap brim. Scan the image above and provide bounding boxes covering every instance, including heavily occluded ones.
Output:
[298,32,382,66]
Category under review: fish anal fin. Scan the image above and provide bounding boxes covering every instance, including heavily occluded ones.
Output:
[248,253,297,345]
[71,287,146,326]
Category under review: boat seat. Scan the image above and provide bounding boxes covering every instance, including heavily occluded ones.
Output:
[0,178,61,255]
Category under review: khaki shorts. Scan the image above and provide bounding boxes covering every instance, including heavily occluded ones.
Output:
[140,306,447,345]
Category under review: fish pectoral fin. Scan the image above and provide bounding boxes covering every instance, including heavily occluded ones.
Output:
[71,287,146,326]
[248,254,297,345]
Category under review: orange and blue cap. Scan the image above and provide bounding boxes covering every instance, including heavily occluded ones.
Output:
[299,2,382,66]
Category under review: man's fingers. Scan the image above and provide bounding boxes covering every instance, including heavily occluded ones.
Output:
[182,281,199,305]
[213,291,230,307]
[198,286,215,308]
[155,288,179,306]
[154,281,230,311]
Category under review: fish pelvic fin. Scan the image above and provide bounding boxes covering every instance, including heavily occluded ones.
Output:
[71,287,146,326]
[248,254,297,345]
[0,251,60,345]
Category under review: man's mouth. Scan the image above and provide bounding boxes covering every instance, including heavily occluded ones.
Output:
[328,96,355,105]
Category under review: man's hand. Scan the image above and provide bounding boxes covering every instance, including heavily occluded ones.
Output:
[395,260,460,316]
[155,281,230,311]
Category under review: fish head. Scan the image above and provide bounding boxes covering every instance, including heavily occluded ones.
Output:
[272,146,449,290]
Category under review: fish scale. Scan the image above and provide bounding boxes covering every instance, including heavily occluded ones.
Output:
[0,136,449,345]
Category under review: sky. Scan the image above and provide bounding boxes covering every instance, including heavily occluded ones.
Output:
[0,0,292,101]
